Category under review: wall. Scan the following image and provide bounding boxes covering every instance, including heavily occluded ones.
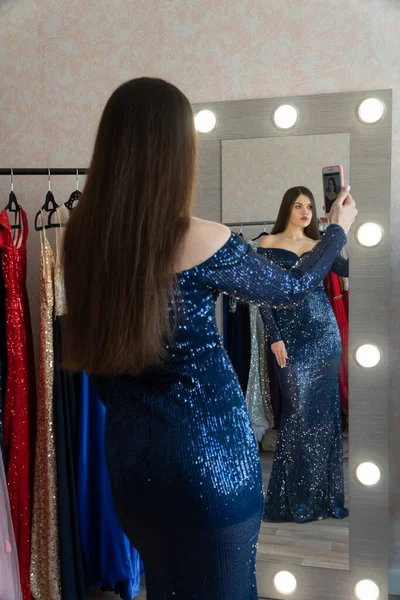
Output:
[0,0,399,591]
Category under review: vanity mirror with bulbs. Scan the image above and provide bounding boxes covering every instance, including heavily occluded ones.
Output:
[193,90,391,600]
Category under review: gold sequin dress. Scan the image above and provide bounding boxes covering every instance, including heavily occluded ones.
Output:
[30,214,61,599]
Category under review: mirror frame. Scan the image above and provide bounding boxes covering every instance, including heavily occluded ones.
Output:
[193,89,392,600]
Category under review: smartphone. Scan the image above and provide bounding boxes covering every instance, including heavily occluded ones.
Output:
[322,165,344,214]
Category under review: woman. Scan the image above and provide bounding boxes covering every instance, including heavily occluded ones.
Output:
[325,176,339,203]
[258,186,349,523]
[63,79,357,599]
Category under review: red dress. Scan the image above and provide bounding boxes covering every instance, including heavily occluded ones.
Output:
[324,271,349,417]
[0,208,36,600]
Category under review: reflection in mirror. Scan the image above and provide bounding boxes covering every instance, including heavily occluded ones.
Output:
[221,134,350,571]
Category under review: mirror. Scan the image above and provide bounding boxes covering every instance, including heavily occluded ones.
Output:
[221,133,351,571]
[194,89,391,600]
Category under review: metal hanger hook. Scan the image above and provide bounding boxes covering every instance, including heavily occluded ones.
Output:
[263,221,266,232]
[10,168,14,192]
[76,168,79,191]
[240,223,243,235]
[48,168,51,192]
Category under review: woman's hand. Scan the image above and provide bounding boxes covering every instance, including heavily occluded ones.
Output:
[328,187,358,234]
[271,340,288,368]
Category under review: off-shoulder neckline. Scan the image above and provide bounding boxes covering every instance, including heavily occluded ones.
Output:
[176,232,237,276]
[257,246,318,260]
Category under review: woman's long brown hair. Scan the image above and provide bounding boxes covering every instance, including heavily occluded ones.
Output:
[271,186,320,241]
[63,78,197,375]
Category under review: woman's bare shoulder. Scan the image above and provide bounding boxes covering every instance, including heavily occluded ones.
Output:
[258,234,279,249]
[177,218,232,273]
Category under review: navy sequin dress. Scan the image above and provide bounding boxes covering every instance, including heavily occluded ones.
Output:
[257,247,349,524]
[93,225,346,600]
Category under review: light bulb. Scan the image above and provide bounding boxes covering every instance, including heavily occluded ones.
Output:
[194,110,217,133]
[356,223,383,247]
[355,344,381,368]
[273,104,298,130]
[357,98,385,124]
[273,571,297,595]
[356,462,381,486]
[354,579,380,600]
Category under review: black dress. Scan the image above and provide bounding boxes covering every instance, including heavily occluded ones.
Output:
[52,205,86,599]
[223,295,251,393]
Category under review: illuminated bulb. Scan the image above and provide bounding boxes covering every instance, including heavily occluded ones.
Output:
[356,462,381,486]
[273,571,297,595]
[357,98,385,124]
[273,104,298,130]
[194,110,217,133]
[354,579,380,600]
[355,344,381,368]
[356,223,383,247]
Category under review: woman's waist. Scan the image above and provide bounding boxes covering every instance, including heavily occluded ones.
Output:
[273,290,332,319]
[166,334,225,363]
[94,345,236,398]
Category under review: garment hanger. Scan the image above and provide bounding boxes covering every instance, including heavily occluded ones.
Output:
[64,169,81,211]
[4,169,21,230]
[239,223,244,239]
[252,222,269,241]
[34,169,60,231]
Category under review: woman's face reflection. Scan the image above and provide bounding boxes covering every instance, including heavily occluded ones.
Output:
[289,194,313,228]
[328,179,335,192]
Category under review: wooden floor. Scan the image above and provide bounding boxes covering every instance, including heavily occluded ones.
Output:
[258,450,349,570]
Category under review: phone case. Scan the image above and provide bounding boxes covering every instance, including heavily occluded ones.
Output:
[322,165,344,214]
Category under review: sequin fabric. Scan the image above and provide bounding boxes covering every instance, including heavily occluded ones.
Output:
[53,204,87,599]
[30,220,62,599]
[54,205,69,318]
[246,304,274,440]
[0,208,33,600]
[93,224,346,600]
[0,252,6,460]
[245,241,274,441]
[258,246,349,523]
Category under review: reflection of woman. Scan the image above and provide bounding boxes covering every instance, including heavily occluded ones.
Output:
[258,186,349,523]
[325,177,338,202]
[63,78,356,599]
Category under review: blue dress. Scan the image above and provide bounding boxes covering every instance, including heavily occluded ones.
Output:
[93,224,346,600]
[257,247,349,523]
[75,374,142,599]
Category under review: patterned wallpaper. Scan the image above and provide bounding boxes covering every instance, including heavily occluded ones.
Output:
[0,0,399,590]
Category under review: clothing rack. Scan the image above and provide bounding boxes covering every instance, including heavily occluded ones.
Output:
[224,220,275,227]
[0,168,88,176]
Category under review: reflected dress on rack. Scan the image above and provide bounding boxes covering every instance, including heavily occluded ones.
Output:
[0,450,22,600]
[223,296,251,393]
[30,213,62,600]
[324,271,349,417]
[258,246,349,523]
[53,204,86,600]
[0,208,35,600]
[245,241,274,441]
[93,225,347,600]
[245,303,274,441]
